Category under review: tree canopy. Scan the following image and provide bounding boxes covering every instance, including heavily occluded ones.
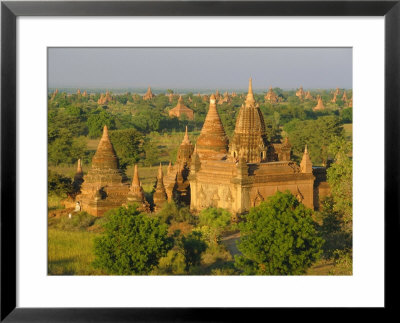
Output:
[235,191,324,275]
[93,205,173,275]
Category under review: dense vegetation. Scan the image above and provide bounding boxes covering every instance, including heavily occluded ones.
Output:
[48,88,352,276]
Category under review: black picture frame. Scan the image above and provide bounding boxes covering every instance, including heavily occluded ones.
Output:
[1,1,399,321]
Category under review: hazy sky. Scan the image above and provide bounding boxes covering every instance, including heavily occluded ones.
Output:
[48,48,352,90]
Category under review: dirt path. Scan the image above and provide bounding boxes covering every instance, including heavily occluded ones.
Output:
[221,232,241,257]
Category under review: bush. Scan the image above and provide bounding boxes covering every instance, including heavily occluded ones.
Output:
[48,212,97,232]
[235,191,324,275]
[93,205,173,275]
[48,170,73,197]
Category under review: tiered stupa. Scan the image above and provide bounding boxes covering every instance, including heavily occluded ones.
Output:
[126,164,150,212]
[264,86,279,103]
[153,164,167,211]
[313,96,325,111]
[196,94,229,160]
[168,96,194,120]
[334,88,341,96]
[143,86,155,100]
[229,78,271,163]
[76,89,81,95]
[82,90,88,97]
[296,86,305,99]
[76,125,130,216]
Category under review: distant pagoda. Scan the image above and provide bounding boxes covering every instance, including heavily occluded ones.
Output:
[264,86,279,103]
[313,96,325,111]
[296,86,305,99]
[168,96,194,120]
[143,86,155,100]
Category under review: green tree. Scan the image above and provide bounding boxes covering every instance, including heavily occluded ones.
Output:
[284,115,344,165]
[197,208,232,244]
[235,191,324,275]
[48,130,87,165]
[48,170,74,197]
[109,129,144,169]
[87,110,115,138]
[93,205,173,275]
[317,197,352,258]
[327,138,353,228]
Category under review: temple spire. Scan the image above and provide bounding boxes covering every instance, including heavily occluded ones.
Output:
[182,126,190,144]
[300,145,313,173]
[91,125,119,170]
[76,159,83,175]
[132,164,140,186]
[196,93,229,159]
[245,78,255,106]
[158,163,163,179]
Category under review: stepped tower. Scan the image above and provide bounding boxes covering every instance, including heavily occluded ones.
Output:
[196,94,229,160]
[76,125,130,216]
[229,78,272,163]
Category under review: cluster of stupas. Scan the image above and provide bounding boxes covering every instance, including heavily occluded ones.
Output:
[168,96,194,120]
[143,86,156,100]
[218,92,231,105]
[97,91,113,105]
[69,78,331,217]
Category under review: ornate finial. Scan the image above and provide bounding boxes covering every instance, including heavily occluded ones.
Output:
[245,77,255,105]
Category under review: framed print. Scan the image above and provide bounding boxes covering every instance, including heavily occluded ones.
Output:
[1,1,399,321]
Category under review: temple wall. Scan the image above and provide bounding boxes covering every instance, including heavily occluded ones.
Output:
[250,179,314,209]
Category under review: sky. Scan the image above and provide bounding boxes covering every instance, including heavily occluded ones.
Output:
[48,48,352,91]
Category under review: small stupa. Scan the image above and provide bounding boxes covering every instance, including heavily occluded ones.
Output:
[313,96,325,111]
[126,164,150,212]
